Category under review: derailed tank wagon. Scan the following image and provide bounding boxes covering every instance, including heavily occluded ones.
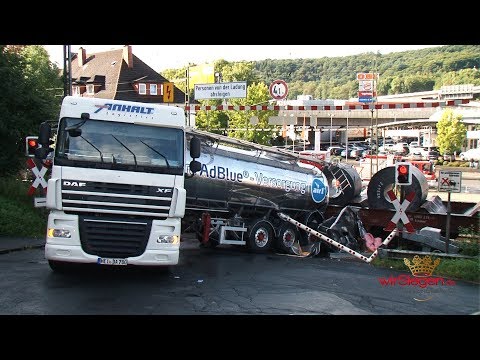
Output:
[183,129,479,257]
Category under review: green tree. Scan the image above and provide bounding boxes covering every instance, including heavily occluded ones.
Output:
[193,99,228,135]
[0,45,62,177]
[403,74,436,92]
[435,68,480,88]
[390,76,405,94]
[161,66,189,94]
[436,109,467,154]
[216,60,259,84]
[227,82,276,144]
[377,75,393,95]
[192,59,277,144]
[25,46,62,94]
[162,45,480,101]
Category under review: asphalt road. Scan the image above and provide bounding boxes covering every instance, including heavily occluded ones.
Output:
[0,242,478,315]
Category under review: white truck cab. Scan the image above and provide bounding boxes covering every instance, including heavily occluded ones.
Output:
[37,96,200,271]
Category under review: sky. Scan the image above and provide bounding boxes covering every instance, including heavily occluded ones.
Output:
[43,45,441,72]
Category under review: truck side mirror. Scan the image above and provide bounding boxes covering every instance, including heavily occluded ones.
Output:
[38,122,51,147]
[190,136,201,159]
[189,160,201,173]
[35,147,51,160]
[36,122,54,159]
[68,128,82,137]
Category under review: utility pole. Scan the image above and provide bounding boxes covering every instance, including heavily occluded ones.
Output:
[185,67,190,127]
[62,45,72,98]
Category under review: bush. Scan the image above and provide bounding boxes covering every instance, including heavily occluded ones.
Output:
[372,257,479,283]
[0,196,47,237]
[457,226,480,256]
[0,176,48,238]
[448,161,462,167]
[435,258,479,283]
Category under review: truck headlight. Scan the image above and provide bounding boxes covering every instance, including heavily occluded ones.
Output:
[157,235,179,244]
[47,228,71,238]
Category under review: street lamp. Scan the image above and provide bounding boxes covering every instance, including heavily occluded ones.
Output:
[370,109,374,177]
[290,113,295,152]
[329,113,334,148]
[375,108,379,172]
[345,110,350,162]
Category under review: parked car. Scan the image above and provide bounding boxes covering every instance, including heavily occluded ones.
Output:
[426,150,440,161]
[379,144,395,152]
[328,146,345,156]
[459,148,480,161]
[349,146,367,159]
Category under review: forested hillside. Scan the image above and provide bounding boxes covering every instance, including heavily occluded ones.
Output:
[162,45,480,100]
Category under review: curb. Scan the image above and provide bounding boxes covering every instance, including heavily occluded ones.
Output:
[0,244,44,255]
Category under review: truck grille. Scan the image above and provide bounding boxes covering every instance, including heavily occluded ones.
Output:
[61,180,173,218]
[79,215,151,258]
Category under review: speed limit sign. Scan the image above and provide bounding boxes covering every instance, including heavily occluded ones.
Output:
[269,79,288,100]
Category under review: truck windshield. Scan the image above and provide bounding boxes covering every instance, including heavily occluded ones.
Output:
[55,118,184,174]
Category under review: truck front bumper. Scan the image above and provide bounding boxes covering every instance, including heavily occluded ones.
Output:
[45,244,179,266]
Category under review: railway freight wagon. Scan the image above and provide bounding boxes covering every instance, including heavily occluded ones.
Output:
[183,128,350,253]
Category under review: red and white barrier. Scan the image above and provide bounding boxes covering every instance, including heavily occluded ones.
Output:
[183,99,470,112]
[277,212,398,263]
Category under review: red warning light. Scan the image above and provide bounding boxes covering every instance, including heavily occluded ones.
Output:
[395,163,411,185]
[26,136,39,157]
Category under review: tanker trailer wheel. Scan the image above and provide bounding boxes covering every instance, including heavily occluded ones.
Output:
[275,223,300,254]
[303,211,325,246]
[247,220,274,253]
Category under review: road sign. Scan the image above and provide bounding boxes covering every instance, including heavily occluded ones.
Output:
[438,170,462,193]
[194,81,247,100]
[359,80,374,92]
[356,73,379,81]
[358,93,374,103]
[269,79,288,100]
[384,190,416,233]
[163,82,174,103]
[27,158,48,196]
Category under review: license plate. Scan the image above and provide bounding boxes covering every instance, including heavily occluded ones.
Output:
[97,257,128,266]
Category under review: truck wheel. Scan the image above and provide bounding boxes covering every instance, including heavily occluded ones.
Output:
[247,220,274,253]
[275,223,300,254]
[303,211,325,245]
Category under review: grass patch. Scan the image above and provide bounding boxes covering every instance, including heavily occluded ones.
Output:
[372,257,480,283]
[0,176,47,238]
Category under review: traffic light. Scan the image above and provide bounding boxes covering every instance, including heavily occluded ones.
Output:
[26,136,39,157]
[395,162,412,185]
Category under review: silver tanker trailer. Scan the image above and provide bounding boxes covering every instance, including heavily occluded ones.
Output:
[183,128,361,253]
